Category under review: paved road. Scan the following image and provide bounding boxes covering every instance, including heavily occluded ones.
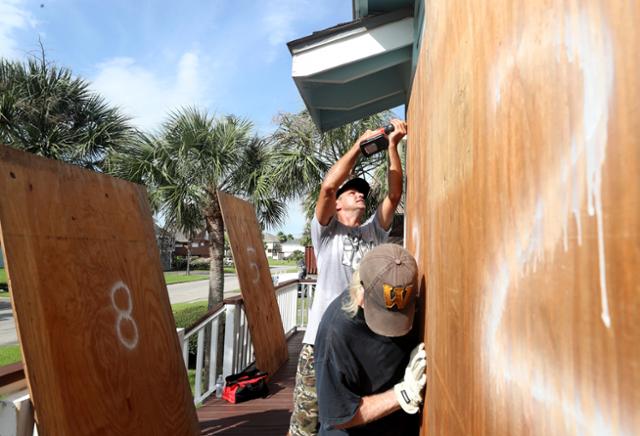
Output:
[0,300,15,347]
[168,273,241,304]
[0,267,296,346]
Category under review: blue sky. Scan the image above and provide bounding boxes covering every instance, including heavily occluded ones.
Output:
[0,0,354,236]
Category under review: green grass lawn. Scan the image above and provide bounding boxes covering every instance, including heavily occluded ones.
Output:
[0,344,21,367]
[164,272,209,285]
[0,268,7,285]
[267,259,297,267]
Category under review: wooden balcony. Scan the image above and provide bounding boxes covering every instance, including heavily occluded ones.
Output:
[198,331,302,435]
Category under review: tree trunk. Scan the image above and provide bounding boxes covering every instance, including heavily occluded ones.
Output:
[205,191,225,309]
[186,242,191,276]
[204,190,226,385]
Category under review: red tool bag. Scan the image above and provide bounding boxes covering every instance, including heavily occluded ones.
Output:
[222,368,269,404]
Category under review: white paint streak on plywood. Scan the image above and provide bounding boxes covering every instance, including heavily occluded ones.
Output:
[482,10,619,434]
[489,10,614,327]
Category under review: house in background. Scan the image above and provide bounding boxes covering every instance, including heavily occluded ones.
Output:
[263,234,305,260]
[0,247,3,268]
[263,233,282,260]
[281,239,305,259]
[173,230,210,258]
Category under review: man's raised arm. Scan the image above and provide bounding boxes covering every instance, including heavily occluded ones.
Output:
[376,119,407,230]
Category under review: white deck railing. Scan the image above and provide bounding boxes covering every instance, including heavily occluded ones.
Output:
[179,279,316,404]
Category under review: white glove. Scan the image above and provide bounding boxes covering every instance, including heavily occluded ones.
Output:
[394,342,427,414]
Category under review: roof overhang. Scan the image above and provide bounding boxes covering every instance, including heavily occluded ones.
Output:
[352,0,414,19]
[288,8,413,132]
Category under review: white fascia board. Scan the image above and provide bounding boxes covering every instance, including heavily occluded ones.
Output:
[291,17,413,78]
[313,89,405,111]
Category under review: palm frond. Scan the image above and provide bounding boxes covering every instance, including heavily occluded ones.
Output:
[0,54,133,169]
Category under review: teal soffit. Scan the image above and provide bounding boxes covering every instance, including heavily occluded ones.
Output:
[352,0,415,19]
[288,8,414,132]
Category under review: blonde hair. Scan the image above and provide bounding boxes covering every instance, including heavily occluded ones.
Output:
[342,270,364,317]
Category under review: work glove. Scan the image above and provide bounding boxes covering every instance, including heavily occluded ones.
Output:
[394,342,427,414]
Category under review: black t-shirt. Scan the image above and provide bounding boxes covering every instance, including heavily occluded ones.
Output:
[314,291,420,435]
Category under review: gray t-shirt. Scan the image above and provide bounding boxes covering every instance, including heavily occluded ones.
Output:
[303,213,389,345]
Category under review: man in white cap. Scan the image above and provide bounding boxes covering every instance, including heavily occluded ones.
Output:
[314,243,426,435]
[288,119,407,436]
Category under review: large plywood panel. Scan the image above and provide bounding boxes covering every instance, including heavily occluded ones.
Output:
[405,1,640,434]
[217,191,288,376]
[0,146,199,435]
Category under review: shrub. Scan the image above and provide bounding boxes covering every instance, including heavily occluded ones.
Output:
[172,256,210,271]
[173,301,209,329]
[173,301,212,367]
[190,257,210,271]
[288,250,304,262]
[173,255,187,270]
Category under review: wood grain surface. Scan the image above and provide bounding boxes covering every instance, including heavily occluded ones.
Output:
[217,191,288,377]
[405,1,640,435]
[0,146,199,435]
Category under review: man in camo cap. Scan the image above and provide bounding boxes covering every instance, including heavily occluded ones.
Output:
[314,243,426,435]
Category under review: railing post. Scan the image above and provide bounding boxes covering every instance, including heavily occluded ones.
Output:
[0,393,35,436]
[194,330,205,401]
[208,320,218,391]
[14,394,34,436]
[223,304,237,377]
[176,327,187,370]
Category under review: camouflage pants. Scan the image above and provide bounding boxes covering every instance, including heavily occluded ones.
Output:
[289,344,319,436]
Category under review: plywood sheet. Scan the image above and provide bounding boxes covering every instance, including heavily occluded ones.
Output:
[405,1,640,434]
[217,191,288,376]
[0,146,199,435]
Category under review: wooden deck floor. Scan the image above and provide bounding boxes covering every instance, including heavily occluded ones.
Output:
[198,331,302,435]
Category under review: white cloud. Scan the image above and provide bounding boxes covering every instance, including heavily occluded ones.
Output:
[264,9,297,47]
[91,51,217,132]
[260,0,315,62]
[0,0,37,59]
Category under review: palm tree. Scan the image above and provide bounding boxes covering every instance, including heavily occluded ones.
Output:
[270,110,403,224]
[107,107,287,308]
[0,53,134,170]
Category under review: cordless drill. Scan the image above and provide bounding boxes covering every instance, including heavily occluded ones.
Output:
[359,124,395,157]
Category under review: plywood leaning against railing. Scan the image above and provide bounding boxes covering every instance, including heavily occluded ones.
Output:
[0,146,199,435]
[217,191,288,377]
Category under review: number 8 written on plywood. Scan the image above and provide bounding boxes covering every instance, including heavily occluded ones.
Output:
[110,281,140,350]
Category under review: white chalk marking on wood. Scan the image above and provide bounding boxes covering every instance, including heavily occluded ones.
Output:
[110,281,139,350]
[411,224,421,263]
[489,10,613,328]
[563,11,614,328]
[482,10,618,434]
[246,247,260,284]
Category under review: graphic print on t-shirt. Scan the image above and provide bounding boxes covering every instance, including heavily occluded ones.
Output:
[341,231,375,269]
